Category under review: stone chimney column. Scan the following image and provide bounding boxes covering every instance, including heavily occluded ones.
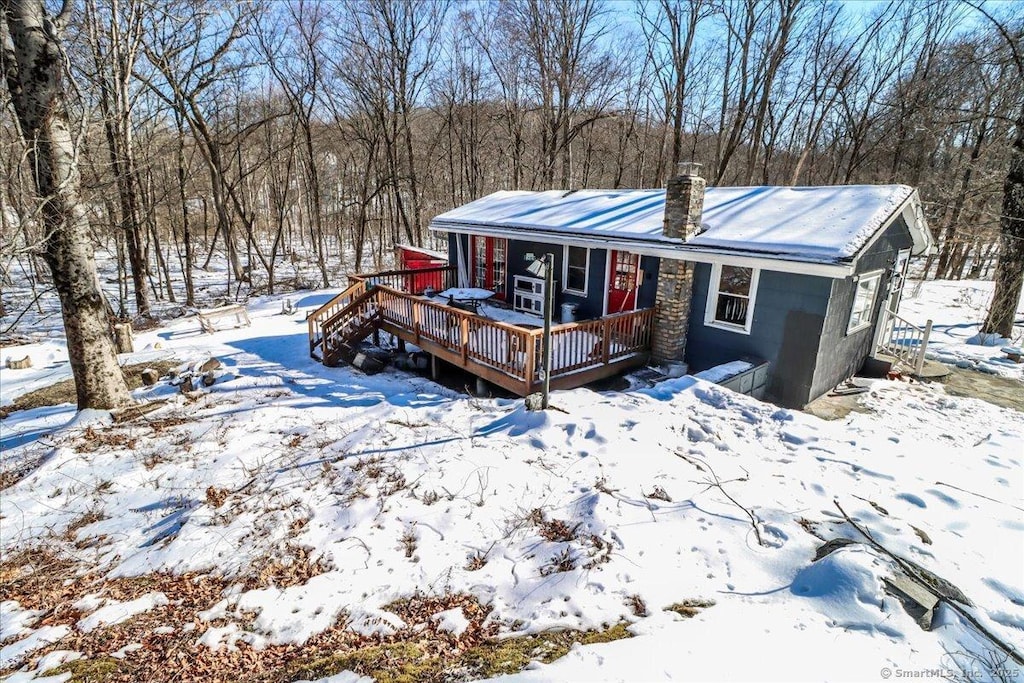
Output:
[652,162,705,366]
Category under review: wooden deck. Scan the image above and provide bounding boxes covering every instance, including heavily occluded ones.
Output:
[308,266,654,395]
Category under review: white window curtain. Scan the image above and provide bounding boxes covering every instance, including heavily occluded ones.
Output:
[456,236,470,288]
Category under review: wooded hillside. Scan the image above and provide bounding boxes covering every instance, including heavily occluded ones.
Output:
[2,0,1021,319]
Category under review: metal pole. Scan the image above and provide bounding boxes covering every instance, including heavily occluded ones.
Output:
[542,252,553,409]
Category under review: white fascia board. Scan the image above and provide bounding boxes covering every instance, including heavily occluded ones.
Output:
[857,189,933,259]
[431,222,853,278]
[904,189,933,255]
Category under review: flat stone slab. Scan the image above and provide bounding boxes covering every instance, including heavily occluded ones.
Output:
[1000,346,1023,362]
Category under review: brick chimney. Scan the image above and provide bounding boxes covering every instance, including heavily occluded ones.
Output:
[651,162,704,366]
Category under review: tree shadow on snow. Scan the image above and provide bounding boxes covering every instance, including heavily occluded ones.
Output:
[0,404,76,450]
[217,330,458,416]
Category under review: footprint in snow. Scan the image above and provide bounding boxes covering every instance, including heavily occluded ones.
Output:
[781,428,818,445]
[896,492,926,509]
[761,524,788,547]
[924,488,960,509]
[983,577,1024,607]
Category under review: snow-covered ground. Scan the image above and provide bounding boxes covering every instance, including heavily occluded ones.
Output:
[0,280,1022,682]
[900,279,1024,381]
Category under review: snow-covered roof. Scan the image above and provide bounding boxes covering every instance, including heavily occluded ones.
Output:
[395,243,447,260]
[430,185,931,267]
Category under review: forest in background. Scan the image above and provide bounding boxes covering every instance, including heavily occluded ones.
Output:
[1,0,1021,323]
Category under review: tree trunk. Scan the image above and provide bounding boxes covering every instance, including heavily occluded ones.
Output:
[174,111,195,306]
[1,0,132,410]
[982,108,1024,338]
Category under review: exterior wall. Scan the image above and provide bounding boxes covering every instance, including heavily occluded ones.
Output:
[685,264,832,408]
[448,233,468,283]
[447,232,608,320]
[809,218,915,399]
[506,239,608,319]
[638,256,659,309]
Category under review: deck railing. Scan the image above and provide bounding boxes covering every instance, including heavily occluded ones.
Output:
[308,279,368,359]
[320,287,381,365]
[877,310,932,375]
[375,284,652,393]
[348,265,456,295]
[308,266,653,395]
[544,309,656,381]
[375,287,537,381]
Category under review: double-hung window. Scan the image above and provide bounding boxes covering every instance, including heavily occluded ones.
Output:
[847,271,881,334]
[705,264,759,334]
[563,246,589,295]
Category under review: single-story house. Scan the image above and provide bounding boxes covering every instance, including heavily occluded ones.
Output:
[426,164,932,407]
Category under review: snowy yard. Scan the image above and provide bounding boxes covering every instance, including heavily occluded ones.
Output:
[0,280,1022,682]
[900,279,1024,381]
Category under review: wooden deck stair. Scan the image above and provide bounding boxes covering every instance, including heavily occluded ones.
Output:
[321,291,381,367]
[308,280,369,362]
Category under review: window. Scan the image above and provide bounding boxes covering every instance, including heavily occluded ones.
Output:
[705,264,759,334]
[563,246,589,295]
[612,251,639,291]
[471,236,507,299]
[492,238,507,297]
[847,271,881,334]
[473,237,487,289]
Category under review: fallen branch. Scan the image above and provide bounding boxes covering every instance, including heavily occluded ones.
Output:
[834,500,1023,666]
[678,452,763,546]
[935,481,1024,513]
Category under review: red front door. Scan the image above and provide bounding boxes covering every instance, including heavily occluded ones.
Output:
[471,236,507,300]
[607,250,640,313]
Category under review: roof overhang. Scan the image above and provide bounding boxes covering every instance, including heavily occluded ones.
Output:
[431,221,855,278]
[854,188,933,259]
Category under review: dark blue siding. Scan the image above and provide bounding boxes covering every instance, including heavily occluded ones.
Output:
[446,233,609,320]
[810,218,915,398]
[638,256,659,309]
[686,265,831,407]
[506,239,607,319]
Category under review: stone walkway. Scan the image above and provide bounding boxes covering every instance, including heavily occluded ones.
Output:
[805,363,1023,420]
[936,366,1024,413]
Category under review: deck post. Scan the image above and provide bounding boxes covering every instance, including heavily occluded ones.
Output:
[461,317,469,363]
[431,354,439,381]
[916,320,933,375]
[540,253,554,409]
[525,332,537,394]
[602,317,611,365]
[413,301,421,344]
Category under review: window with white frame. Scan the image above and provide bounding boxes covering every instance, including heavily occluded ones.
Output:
[705,264,759,333]
[563,246,589,294]
[847,271,881,334]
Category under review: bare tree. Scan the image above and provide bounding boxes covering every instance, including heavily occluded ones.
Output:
[141,0,252,286]
[509,0,620,188]
[973,6,1024,338]
[1,0,131,410]
[639,0,713,183]
[254,1,331,287]
[82,0,150,318]
[329,0,447,247]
